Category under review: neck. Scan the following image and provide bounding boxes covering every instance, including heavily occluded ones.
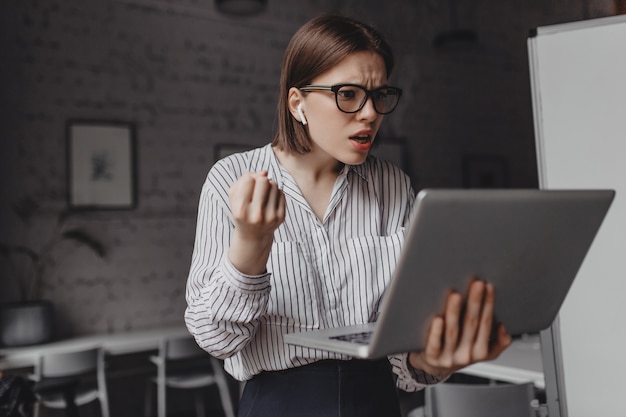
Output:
[273,146,344,183]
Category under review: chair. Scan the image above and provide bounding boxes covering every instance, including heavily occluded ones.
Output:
[144,336,235,417]
[32,346,109,417]
[423,382,536,417]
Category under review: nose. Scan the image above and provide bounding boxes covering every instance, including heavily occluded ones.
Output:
[357,95,379,122]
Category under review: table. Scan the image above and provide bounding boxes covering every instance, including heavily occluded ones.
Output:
[0,325,190,371]
[1,326,544,389]
[462,334,545,389]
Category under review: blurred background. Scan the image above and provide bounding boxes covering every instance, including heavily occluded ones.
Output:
[0,0,621,415]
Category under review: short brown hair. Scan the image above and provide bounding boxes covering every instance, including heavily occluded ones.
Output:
[272,15,395,154]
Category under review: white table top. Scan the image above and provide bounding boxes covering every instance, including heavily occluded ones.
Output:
[0,325,190,370]
[1,326,544,388]
[462,334,544,389]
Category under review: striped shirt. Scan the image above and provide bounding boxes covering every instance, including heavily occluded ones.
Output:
[185,144,442,391]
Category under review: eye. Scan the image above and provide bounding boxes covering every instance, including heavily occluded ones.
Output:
[336,87,359,100]
[372,90,388,100]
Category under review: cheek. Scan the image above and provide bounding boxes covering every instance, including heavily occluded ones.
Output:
[307,111,346,139]
[371,118,384,134]
[307,122,337,147]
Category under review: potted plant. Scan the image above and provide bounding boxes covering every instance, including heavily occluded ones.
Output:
[0,198,106,347]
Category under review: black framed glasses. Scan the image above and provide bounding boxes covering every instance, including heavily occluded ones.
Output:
[299,84,402,115]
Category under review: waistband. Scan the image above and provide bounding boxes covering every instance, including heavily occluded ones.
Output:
[269,358,391,376]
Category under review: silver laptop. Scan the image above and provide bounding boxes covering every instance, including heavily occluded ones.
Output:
[283,188,615,359]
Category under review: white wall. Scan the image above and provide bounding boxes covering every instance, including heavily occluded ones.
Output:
[529,14,626,417]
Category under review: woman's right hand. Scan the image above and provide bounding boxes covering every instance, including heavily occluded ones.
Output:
[227,171,286,275]
[408,280,512,378]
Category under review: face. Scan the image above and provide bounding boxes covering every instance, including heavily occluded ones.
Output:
[289,51,388,167]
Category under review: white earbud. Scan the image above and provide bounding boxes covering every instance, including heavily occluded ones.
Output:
[297,103,308,125]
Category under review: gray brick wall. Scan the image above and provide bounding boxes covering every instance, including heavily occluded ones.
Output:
[0,0,616,336]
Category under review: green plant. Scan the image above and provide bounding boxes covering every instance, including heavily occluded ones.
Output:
[0,198,106,302]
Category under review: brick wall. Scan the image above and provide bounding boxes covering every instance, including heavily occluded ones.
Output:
[0,0,616,337]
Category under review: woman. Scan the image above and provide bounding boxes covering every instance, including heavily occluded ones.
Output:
[185,14,511,416]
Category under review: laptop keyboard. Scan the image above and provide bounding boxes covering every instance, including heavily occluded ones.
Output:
[330,331,372,345]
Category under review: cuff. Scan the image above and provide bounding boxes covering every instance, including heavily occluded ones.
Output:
[222,257,272,292]
[405,355,450,385]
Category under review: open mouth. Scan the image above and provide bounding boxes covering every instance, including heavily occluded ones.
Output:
[350,134,371,144]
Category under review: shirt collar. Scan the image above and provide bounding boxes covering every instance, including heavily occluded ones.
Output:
[348,160,370,182]
[264,144,370,186]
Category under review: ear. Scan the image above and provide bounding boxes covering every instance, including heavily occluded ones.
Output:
[288,87,305,123]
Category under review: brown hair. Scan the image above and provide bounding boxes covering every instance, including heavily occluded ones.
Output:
[272,14,395,154]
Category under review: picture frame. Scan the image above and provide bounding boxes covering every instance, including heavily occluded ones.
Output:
[67,120,137,209]
[462,155,509,189]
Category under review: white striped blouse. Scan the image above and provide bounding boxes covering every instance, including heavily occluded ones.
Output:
[184,144,442,391]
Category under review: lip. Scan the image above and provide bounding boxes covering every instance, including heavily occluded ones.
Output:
[350,129,374,140]
[349,129,375,151]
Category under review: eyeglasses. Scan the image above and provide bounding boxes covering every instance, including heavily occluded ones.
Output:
[298,84,402,115]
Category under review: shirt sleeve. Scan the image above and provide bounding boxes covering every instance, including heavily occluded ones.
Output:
[184,170,272,360]
[389,353,450,392]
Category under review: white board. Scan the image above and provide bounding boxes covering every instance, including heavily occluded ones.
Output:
[528,14,626,417]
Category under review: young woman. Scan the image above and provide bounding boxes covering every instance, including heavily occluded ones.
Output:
[185,14,512,417]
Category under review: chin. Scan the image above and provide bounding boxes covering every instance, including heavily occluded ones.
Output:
[341,153,369,166]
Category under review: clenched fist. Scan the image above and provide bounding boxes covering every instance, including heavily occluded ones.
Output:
[227,171,286,275]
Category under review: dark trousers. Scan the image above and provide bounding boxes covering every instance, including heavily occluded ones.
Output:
[237,359,403,417]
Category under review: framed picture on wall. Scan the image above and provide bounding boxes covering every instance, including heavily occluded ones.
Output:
[67,120,137,209]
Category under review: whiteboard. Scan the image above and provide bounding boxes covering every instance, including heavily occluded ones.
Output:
[528,14,626,417]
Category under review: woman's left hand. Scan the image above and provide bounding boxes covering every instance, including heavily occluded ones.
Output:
[408,279,512,378]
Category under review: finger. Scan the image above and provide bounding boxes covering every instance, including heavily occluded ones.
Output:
[248,170,268,177]
[472,282,496,359]
[264,181,284,223]
[242,170,269,196]
[458,280,486,346]
[229,174,257,217]
[250,171,273,205]
[276,188,286,223]
[441,291,463,360]
[455,280,486,363]
[424,315,445,359]
[485,324,512,360]
[499,324,512,349]
[412,316,446,376]
[248,176,273,222]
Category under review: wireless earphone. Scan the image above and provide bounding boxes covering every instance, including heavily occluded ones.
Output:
[297,103,308,125]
